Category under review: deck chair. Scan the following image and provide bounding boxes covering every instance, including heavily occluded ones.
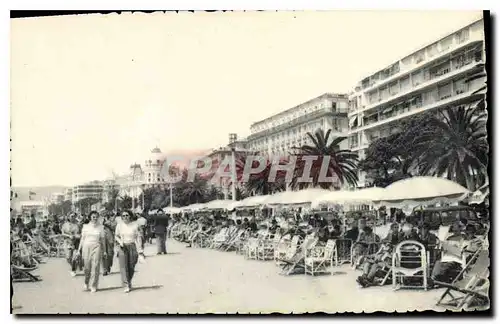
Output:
[279,235,317,275]
[236,229,251,254]
[435,249,490,311]
[334,238,352,266]
[352,242,381,268]
[274,234,292,262]
[224,230,246,252]
[11,264,40,282]
[305,239,336,276]
[257,233,281,260]
[392,240,428,290]
[245,237,260,260]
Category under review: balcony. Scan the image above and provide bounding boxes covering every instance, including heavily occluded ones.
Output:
[247,107,348,141]
[360,36,483,93]
[360,60,483,114]
[354,87,483,132]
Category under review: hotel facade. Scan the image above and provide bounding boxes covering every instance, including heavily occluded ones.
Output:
[348,18,485,187]
[247,93,350,156]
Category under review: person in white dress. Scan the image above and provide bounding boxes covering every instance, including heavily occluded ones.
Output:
[115,210,144,293]
[76,211,106,293]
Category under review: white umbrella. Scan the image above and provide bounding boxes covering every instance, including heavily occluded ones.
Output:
[372,176,470,214]
[202,199,233,211]
[264,188,331,206]
[163,206,182,214]
[231,195,271,209]
[181,203,205,212]
[312,187,385,208]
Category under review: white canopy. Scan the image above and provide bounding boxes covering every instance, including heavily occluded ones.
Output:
[264,188,332,206]
[311,187,385,208]
[230,195,271,209]
[372,176,470,214]
[181,203,205,212]
[163,206,182,214]
[202,199,233,210]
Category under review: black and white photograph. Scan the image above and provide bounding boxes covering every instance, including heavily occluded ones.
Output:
[9,9,491,314]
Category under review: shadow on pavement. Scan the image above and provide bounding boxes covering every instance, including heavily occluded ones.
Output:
[132,285,163,292]
[98,286,124,292]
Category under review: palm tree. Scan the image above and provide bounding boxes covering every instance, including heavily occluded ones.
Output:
[236,154,287,195]
[291,129,359,189]
[182,175,208,204]
[410,106,488,191]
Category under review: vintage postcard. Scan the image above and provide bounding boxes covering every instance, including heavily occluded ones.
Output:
[10,10,490,314]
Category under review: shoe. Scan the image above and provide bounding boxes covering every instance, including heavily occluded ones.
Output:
[70,271,76,277]
[103,271,109,276]
[83,284,89,291]
[90,288,97,293]
[124,287,130,293]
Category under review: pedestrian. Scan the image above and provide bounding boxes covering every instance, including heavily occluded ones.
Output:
[136,213,148,251]
[102,214,115,276]
[115,209,144,293]
[154,210,168,255]
[61,213,83,277]
[76,211,106,293]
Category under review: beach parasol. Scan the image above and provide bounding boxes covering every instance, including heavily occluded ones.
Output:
[372,176,471,215]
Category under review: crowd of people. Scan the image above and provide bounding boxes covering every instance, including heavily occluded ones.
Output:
[10,209,169,293]
[11,203,489,301]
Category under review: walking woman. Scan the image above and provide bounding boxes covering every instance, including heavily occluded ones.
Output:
[115,209,143,293]
[61,213,83,277]
[76,211,106,293]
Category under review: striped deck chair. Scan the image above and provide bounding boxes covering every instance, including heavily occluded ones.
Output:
[305,239,336,276]
[279,235,317,275]
[436,249,490,311]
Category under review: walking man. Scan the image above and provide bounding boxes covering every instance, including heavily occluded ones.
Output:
[154,210,169,255]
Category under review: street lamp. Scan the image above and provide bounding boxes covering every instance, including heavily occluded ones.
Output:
[229,133,238,202]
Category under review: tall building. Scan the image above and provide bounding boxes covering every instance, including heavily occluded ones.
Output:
[72,181,104,203]
[64,188,73,202]
[347,18,485,187]
[143,147,166,185]
[247,93,350,156]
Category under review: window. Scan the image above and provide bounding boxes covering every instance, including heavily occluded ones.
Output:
[438,82,452,99]
[400,76,410,91]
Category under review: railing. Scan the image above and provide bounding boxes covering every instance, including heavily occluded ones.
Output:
[248,108,347,140]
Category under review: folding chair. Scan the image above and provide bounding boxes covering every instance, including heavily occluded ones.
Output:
[392,240,428,290]
[334,238,352,266]
[279,235,317,275]
[435,249,490,311]
[305,239,336,276]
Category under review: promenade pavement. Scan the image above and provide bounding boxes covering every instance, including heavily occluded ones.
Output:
[12,239,445,314]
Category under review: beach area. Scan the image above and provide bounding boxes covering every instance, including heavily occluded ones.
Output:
[12,239,446,314]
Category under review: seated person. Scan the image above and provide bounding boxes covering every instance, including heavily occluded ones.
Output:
[269,219,280,235]
[352,226,380,267]
[327,224,342,239]
[357,242,394,287]
[431,224,483,284]
[343,223,359,242]
[418,222,439,250]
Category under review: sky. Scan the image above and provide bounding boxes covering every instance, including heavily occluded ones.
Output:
[10,10,483,187]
